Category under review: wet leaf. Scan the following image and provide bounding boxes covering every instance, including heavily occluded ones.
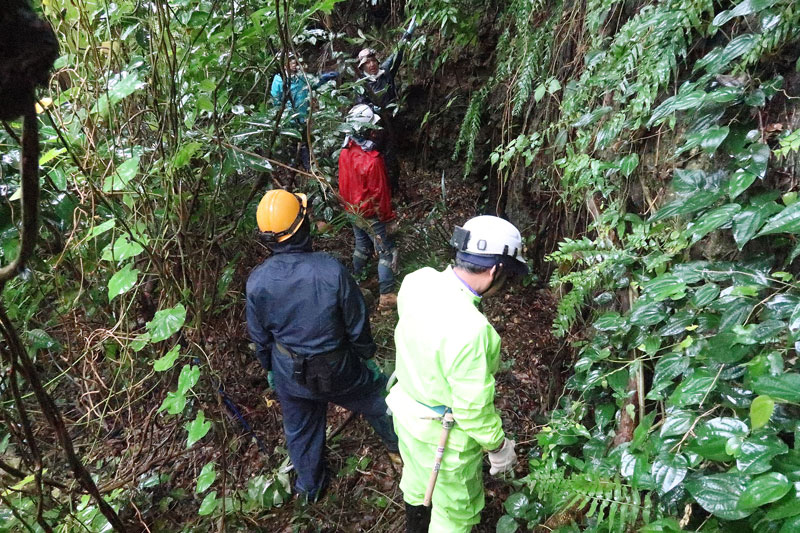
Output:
[751,374,800,402]
[108,263,139,302]
[153,345,181,372]
[146,303,186,343]
[198,490,218,515]
[686,472,751,520]
[652,453,689,494]
[738,472,790,509]
[196,462,216,493]
[186,410,211,448]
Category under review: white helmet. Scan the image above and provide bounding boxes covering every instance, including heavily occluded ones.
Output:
[347,104,381,127]
[451,215,528,275]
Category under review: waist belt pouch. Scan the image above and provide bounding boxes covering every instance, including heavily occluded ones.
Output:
[305,349,349,395]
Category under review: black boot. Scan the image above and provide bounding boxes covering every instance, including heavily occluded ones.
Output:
[405,502,431,533]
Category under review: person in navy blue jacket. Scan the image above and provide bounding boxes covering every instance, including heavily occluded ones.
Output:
[245,189,399,502]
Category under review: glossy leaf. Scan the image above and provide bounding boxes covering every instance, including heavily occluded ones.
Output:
[757,202,800,237]
[652,454,689,494]
[153,345,181,372]
[186,410,211,448]
[630,301,668,326]
[738,433,789,475]
[751,374,800,402]
[103,156,140,192]
[669,369,716,407]
[108,263,139,302]
[503,492,529,519]
[619,153,639,177]
[660,409,694,437]
[496,515,519,533]
[686,472,752,520]
[159,391,186,415]
[687,204,741,244]
[749,395,775,430]
[765,483,800,520]
[101,235,145,262]
[198,490,218,516]
[689,417,749,461]
[650,191,721,222]
[691,283,720,307]
[728,170,757,200]
[177,364,200,395]
[146,303,187,343]
[738,472,791,509]
[196,462,216,493]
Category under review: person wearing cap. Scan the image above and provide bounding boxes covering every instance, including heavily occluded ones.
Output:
[270,53,338,170]
[246,189,400,503]
[338,104,398,309]
[386,215,527,532]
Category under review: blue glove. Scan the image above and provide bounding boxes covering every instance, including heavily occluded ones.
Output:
[364,359,383,382]
[267,370,275,389]
[319,71,339,83]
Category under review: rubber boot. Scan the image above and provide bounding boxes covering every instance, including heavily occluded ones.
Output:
[405,502,431,533]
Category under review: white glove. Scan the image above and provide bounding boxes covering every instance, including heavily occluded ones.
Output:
[488,438,517,476]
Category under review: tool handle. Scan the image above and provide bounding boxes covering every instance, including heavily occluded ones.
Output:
[423,412,454,506]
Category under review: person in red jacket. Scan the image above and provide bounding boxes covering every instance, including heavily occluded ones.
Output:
[339,104,398,309]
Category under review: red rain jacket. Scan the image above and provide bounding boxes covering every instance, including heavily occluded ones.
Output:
[338,140,395,222]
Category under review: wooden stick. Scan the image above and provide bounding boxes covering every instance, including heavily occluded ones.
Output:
[423,411,454,507]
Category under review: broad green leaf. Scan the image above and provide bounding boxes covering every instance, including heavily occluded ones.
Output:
[159,391,186,415]
[101,235,145,262]
[503,492,529,519]
[687,204,741,244]
[107,263,139,302]
[652,453,689,494]
[103,156,140,192]
[686,472,752,520]
[749,395,775,430]
[738,472,791,509]
[689,417,749,461]
[733,205,769,248]
[496,515,519,533]
[172,141,202,170]
[738,433,789,475]
[695,34,758,75]
[630,301,668,326]
[153,345,181,372]
[781,516,800,533]
[196,462,216,493]
[39,147,66,166]
[146,303,186,343]
[642,274,687,302]
[765,483,800,520]
[593,312,626,331]
[713,0,779,27]
[757,202,800,237]
[789,303,800,331]
[131,333,150,352]
[177,364,200,395]
[650,191,721,222]
[669,369,715,407]
[658,310,696,336]
[87,219,116,240]
[27,329,58,351]
[619,153,639,177]
[661,409,695,437]
[751,374,800,402]
[533,83,546,103]
[186,410,211,448]
[728,170,757,200]
[226,147,272,173]
[691,283,720,307]
[651,353,690,396]
[699,126,729,154]
[198,490,218,516]
[91,71,146,115]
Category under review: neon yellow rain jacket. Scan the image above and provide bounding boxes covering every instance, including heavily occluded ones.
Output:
[387,266,505,532]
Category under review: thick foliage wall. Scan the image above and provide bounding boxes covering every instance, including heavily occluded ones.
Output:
[447,0,800,531]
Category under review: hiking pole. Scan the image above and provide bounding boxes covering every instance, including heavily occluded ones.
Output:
[423,408,454,506]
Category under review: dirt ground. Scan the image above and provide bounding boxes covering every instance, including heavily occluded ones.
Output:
[204,161,570,532]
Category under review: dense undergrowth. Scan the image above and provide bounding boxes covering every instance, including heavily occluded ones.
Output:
[1,0,800,531]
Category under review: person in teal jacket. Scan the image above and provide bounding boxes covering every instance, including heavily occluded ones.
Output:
[387,215,528,532]
[270,53,338,169]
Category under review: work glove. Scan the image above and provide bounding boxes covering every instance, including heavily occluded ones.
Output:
[488,438,517,476]
[364,358,383,382]
[267,370,275,389]
[319,71,339,83]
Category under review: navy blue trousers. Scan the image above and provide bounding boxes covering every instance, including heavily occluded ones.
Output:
[275,375,399,500]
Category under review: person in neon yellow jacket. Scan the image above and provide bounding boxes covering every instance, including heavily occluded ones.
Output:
[387,215,529,532]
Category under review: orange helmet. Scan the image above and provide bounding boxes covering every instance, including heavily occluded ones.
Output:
[256,189,308,242]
